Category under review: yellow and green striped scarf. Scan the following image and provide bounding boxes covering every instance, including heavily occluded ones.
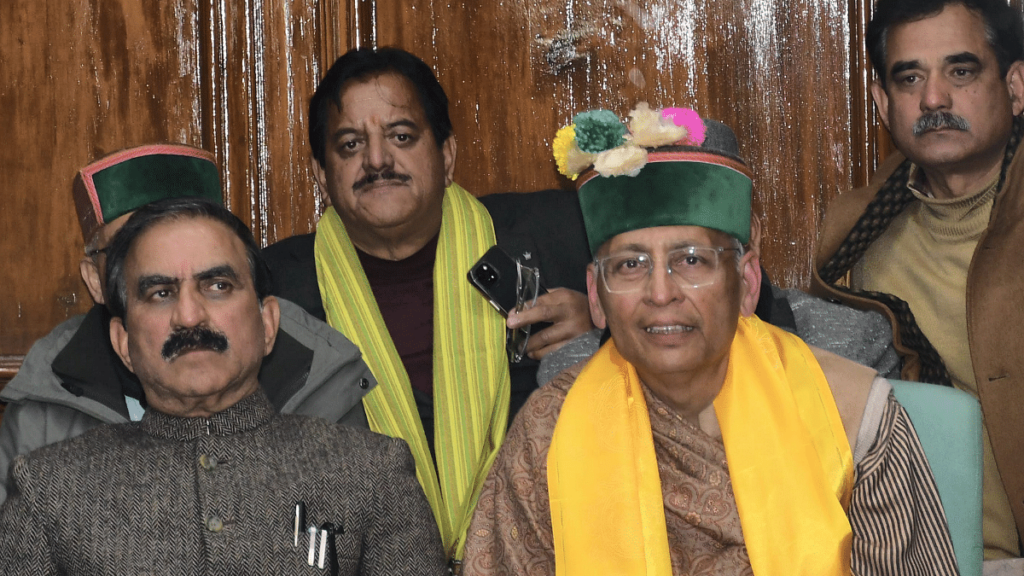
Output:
[314,183,510,559]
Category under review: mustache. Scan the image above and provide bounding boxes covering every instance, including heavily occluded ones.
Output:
[353,169,412,191]
[913,111,971,136]
[161,326,229,361]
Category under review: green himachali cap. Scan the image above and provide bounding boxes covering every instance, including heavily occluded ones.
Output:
[72,143,222,244]
[553,104,753,255]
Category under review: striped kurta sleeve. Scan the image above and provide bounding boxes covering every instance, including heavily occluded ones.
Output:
[849,390,960,576]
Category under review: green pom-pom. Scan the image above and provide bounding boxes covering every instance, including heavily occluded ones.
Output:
[572,110,627,153]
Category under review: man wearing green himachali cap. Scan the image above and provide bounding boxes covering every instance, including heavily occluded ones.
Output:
[0,144,380,504]
[463,106,959,576]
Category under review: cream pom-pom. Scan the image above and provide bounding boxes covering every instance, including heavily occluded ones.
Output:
[628,102,687,147]
[593,143,648,177]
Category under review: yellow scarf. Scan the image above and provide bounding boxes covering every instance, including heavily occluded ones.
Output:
[548,315,853,575]
[314,183,510,558]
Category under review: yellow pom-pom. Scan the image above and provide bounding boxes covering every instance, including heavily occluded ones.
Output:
[553,124,579,179]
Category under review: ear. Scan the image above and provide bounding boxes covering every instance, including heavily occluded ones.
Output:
[870,79,891,131]
[311,157,332,207]
[586,264,607,329]
[80,256,105,304]
[109,316,135,373]
[442,135,457,187]
[1006,61,1024,117]
[738,250,761,317]
[260,295,281,354]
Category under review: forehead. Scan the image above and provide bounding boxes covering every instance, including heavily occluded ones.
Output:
[603,225,733,253]
[331,72,428,129]
[885,4,994,69]
[126,216,248,279]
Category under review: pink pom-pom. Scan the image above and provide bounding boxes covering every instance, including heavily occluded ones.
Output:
[661,108,706,146]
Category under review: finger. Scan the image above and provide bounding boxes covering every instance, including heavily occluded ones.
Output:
[526,317,586,359]
[508,302,557,328]
[527,289,572,312]
[525,321,575,354]
[511,288,578,327]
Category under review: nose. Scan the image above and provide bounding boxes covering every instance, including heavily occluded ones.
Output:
[170,286,210,329]
[645,262,683,306]
[363,133,394,172]
[920,76,952,112]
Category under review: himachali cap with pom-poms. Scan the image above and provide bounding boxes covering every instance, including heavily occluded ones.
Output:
[553,104,753,255]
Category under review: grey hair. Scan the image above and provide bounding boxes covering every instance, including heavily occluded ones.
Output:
[729,236,746,274]
[105,197,272,319]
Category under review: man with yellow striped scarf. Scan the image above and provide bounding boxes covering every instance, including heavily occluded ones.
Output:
[263,47,595,565]
[462,107,959,575]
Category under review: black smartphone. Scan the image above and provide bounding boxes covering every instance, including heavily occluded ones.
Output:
[467,246,547,316]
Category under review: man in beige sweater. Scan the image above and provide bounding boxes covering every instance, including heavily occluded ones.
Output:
[814,0,1024,560]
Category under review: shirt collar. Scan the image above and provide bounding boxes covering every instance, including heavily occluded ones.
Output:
[139,389,276,442]
[906,163,929,197]
[906,162,1000,202]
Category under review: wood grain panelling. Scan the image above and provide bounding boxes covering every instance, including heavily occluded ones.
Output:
[199,0,337,247]
[0,0,206,356]
[367,0,859,289]
[0,0,346,386]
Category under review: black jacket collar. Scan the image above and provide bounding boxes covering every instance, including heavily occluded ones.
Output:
[51,305,142,418]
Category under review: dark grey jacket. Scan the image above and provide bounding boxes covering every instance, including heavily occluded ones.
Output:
[0,298,377,503]
[0,391,447,575]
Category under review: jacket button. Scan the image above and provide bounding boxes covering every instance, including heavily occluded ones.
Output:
[206,516,224,532]
[359,378,370,390]
[199,454,218,470]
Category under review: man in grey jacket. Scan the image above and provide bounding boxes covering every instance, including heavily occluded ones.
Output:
[0,197,446,574]
[0,144,377,503]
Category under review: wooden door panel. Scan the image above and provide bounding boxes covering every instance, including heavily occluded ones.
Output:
[7,0,1024,395]
[200,0,338,247]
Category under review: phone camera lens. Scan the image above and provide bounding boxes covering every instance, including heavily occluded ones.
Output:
[477,264,499,286]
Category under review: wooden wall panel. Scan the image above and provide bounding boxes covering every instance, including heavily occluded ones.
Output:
[6,0,1024,390]
[200,0,339,247]
[0,0,346,386]
[0,0,206,361]
[367,0,859,290]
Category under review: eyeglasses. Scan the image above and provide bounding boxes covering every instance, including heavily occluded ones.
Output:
[595,246,742,294]
[507,260,541,363]
[85,246,109,258]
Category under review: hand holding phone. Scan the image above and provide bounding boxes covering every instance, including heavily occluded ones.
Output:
[468,246,549,362]
[467,246,547,316]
